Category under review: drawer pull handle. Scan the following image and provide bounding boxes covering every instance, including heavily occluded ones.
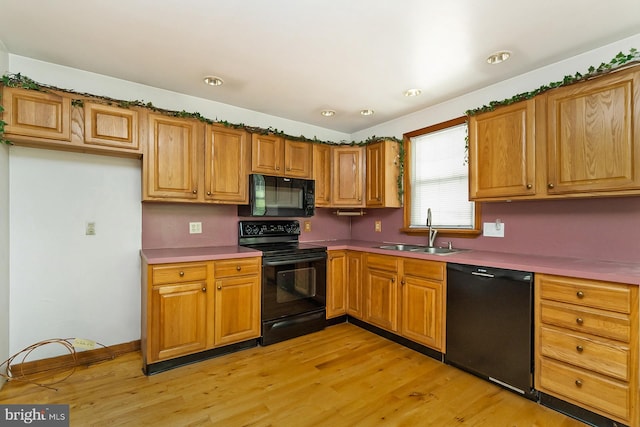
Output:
[576,345,584,353]
[576,317,584,325]
[575,379,583,387]
[236,265,241,271]
[576,291,585,299]
[179,271,185,277]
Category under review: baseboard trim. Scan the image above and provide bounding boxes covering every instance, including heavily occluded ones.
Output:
[9,340,140,377]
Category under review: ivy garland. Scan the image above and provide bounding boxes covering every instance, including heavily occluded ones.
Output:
[465,48,639,116]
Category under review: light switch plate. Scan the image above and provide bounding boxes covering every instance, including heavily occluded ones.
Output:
[483,222,505,237]
[189,222,202,234]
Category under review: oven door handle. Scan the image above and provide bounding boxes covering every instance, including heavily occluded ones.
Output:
[262,254,327,266]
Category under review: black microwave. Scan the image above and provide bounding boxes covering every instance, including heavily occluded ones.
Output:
[238,174,315,217]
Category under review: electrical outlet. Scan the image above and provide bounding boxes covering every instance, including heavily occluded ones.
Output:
[189,222,202,234]
[483,222,505,237]
[73,338,96,350]
[85,222,96,235]
[374,220,382,232]
[304,220,312,232]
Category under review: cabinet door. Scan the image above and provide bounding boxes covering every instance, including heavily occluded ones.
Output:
[468,100,536,199]
[546,67,640,194]
[204,125,249,203]
[284,140,312,178]
[401,275,443,350]
[346,252,364,319]
[313,144,332,206]
[150,282,208,362]
[366,141,384,206]
[2,86,71,141]
[145,114,201,200]
[332,146,365,207]
[364,267,398,332]
[84,102,139,151]
[327,251,347,318]
[251,133,283,175]
[214,275,261,346]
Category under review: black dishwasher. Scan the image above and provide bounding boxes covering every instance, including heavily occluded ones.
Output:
[445,263,536,399]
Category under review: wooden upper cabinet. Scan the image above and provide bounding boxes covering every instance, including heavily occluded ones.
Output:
[331,145,365,207]
[251,134,312,178]
[145,113,202,200]
[284,139,312,178]
[366,140,402,207]
[313,144,332,207]
[2,86,71,141]
[204,124,249,204]
[83,102,139,151]
[546,66,640,194]
[468,99,537,200]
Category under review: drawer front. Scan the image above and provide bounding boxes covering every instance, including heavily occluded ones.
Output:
[539,275,631,313]
[540,300,631,342]
[540,326,629,381]
[152,263,208,285]
[539,358,630,421]
[403,259,444,281]
[214,257,260,278]
[366,254,399,272]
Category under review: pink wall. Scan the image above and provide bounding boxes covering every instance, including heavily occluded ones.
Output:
[350,197,640,263]
[142,203,351,249]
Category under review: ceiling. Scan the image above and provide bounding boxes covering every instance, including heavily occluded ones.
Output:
[0,1,639,134]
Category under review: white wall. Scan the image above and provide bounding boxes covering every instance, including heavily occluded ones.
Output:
[351,33,640,140]
[0,39,10,387]
[9,147,141,357]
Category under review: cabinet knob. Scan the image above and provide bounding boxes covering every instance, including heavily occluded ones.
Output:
[377,197,381,201]
[576,317,584,325]
[576,291,584,299]
[202,287,206,292]
[276,166,280,170]
[207,191,212,196]
[236,265,241,271]
[192,189,197,194]
[390,278,395,283]
[217,285,222,290]
[575,379,583,387]
[547,183,555,189]
[576,345,584,353]
[179,271,185,277]
[526,184,532,189]
[401,279,405,286]
[286,167,291,171]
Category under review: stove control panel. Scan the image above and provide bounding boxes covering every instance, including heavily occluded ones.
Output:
[239,220,301,237]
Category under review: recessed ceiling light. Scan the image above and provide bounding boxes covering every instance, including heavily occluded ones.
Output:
[486,51,511,65]
[321,109,336,117]
[360,109,375,116]
[203,76,224,86]
[404,88,422,97]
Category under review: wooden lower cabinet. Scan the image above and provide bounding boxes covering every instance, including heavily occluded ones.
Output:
[326,250,347,318]
[358,253,445,352]
[346,251,364,319]
[535,273,639,426]
[142,257,261,365]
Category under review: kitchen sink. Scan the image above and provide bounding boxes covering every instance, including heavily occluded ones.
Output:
[377,244,468,256]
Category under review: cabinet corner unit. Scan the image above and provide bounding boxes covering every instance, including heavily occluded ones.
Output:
[141,256,261,374]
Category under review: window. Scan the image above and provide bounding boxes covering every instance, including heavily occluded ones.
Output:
[403,117,480,236]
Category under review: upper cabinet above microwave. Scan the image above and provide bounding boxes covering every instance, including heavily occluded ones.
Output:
[468,64,640,201]
[250,134,313,179]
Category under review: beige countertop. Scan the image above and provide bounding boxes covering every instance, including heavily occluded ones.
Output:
[140,240,640,284]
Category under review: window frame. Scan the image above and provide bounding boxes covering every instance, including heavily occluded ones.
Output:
[401,116,481,237]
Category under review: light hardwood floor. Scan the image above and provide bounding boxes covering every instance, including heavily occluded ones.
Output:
[0,323,586,426]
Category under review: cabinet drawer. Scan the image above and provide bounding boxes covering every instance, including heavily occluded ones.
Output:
[152,263,208,285]
[215,257,260,278]
[540,300,631,342]
[539,358,630,421]
[539,275,632,313]
[366,254,399,272]
[540,326,629,381]
[403,259,444,281]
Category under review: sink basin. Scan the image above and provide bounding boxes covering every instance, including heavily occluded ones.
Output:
[377,244,468,256]
[417,247,460,255]
[377,244,424,251]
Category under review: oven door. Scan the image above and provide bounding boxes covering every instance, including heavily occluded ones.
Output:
[261,252,327,322]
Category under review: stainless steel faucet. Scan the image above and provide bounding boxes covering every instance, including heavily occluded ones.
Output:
[426,208,438,247]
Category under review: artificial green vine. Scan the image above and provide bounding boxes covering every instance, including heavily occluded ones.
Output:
[466,48,639,116]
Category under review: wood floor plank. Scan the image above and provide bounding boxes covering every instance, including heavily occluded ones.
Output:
[0,323,587,426]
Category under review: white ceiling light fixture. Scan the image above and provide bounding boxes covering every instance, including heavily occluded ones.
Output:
[486,51,512,65]
[203,75,224,86]
[360,109,375,116]
[321,109,336,117]
[404,88,422,97]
